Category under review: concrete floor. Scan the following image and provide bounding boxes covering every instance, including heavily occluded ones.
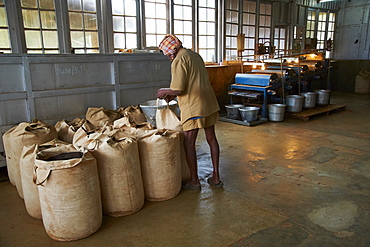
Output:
[1,92,370,247]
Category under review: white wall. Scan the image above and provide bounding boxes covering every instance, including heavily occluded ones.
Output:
[0,53,171,167]
[335,0,370,60]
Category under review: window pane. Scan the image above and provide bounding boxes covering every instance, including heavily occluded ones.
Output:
[156,3,166,16]
[156,19,167,34]
[85,31,98,47]
[0,8,7,26]
[126,33,137,48]
[207,22,215,35]
[146,19,156,33]
[174,5,184,19]
[125,0,137,16]
[0,29,10,48]
[126,17,136,32]
[206,9,215,21]
[112,0,124,15]
[42,30,58,48]
[114,33,125,48]
[40,11,56,29]
[84,13,97,30]
[68,0,82,11]
[83,0,96,12]
[69,12,83,29]
[174,20,184,33]
[25,30,42,48]
[23,9,40,28]
[145,3,156,18]
[21,0,37,8]
[146,34,157,47]
[71,31,85,47]
[39,0,55,9]
[181,35,192,48]
[113,16,125,32]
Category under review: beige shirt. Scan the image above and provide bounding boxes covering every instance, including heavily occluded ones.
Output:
[170,49,220,124]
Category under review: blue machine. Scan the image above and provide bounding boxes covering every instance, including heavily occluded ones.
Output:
[234,73,272,86]
[230,73,275,118]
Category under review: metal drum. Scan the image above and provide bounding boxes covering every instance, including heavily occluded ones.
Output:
[239,107,260,122]
[286,95,304,113]
[268,104,286,122]
[225,104,244,119]
[301,92,316,108]
[315,90,331,105]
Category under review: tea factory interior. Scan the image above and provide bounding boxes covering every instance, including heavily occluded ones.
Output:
[0,0,370,246]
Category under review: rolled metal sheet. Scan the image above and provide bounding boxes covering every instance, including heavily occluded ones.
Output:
[235,73,272,86]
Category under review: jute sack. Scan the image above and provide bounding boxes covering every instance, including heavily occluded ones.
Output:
[55,118,85,143]
[2,120,58,198]
[156,104,191,181]
[113,116,153,130]
[137,129,182,201]
[20,139,69,219]
[2,125,17,185]
[34,145,102,241]
[117,105,148,126]
[86,107,121,127]
[73,128,145,217]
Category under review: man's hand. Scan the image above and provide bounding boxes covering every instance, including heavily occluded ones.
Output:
[157,88,168,99]
[157,88,181,103]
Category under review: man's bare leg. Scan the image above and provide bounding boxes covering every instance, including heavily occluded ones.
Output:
[183,128,200,187]
[204,125,221,184]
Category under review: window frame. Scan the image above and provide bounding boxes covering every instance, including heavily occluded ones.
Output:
[21,0,59,54]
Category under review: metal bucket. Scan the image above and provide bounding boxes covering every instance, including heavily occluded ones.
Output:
[225,104,244,119]
[286,95,304,113]
[239,106,260,122]
[300,92,316,108]
[315,89,331,105]
[139,99,178,127]
[268,104,286,122]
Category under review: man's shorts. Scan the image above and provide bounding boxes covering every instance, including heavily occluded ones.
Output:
[182,112,219,132]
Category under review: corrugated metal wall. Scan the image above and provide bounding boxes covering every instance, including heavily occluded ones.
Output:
[0,53,171,167]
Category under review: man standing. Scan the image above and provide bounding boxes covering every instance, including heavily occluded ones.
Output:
[157,35,223,190]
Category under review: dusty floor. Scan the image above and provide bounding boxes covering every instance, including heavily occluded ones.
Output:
[0,92,370,247]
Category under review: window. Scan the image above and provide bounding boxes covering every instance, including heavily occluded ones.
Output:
[173,0,192,49]
[0,0,10,53]
[198,0,216,62]
[258,3,271,48]
[225,0,239,61]
[68,0,99,53]
[306,10,316,39]
[317,11,327,49]
[144,0,168,48]
[21,0,59,53]
[327,12,335,51]
[274,27,286,56]
[242,0,256,58]
[305,9,336,51]
[112,0,138,51]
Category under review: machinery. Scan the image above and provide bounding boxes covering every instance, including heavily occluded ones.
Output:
[228,53,329,119]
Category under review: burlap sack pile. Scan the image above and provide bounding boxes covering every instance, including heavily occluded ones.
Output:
[2,103,187,241]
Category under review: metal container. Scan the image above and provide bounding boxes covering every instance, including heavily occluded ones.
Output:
[268,104,286,122]
[225,104,244,119]
[286,95,304,113]
[315,89,331,105]
[300,92,316,108]
[140,99,178,127]
[239,106,260,122]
